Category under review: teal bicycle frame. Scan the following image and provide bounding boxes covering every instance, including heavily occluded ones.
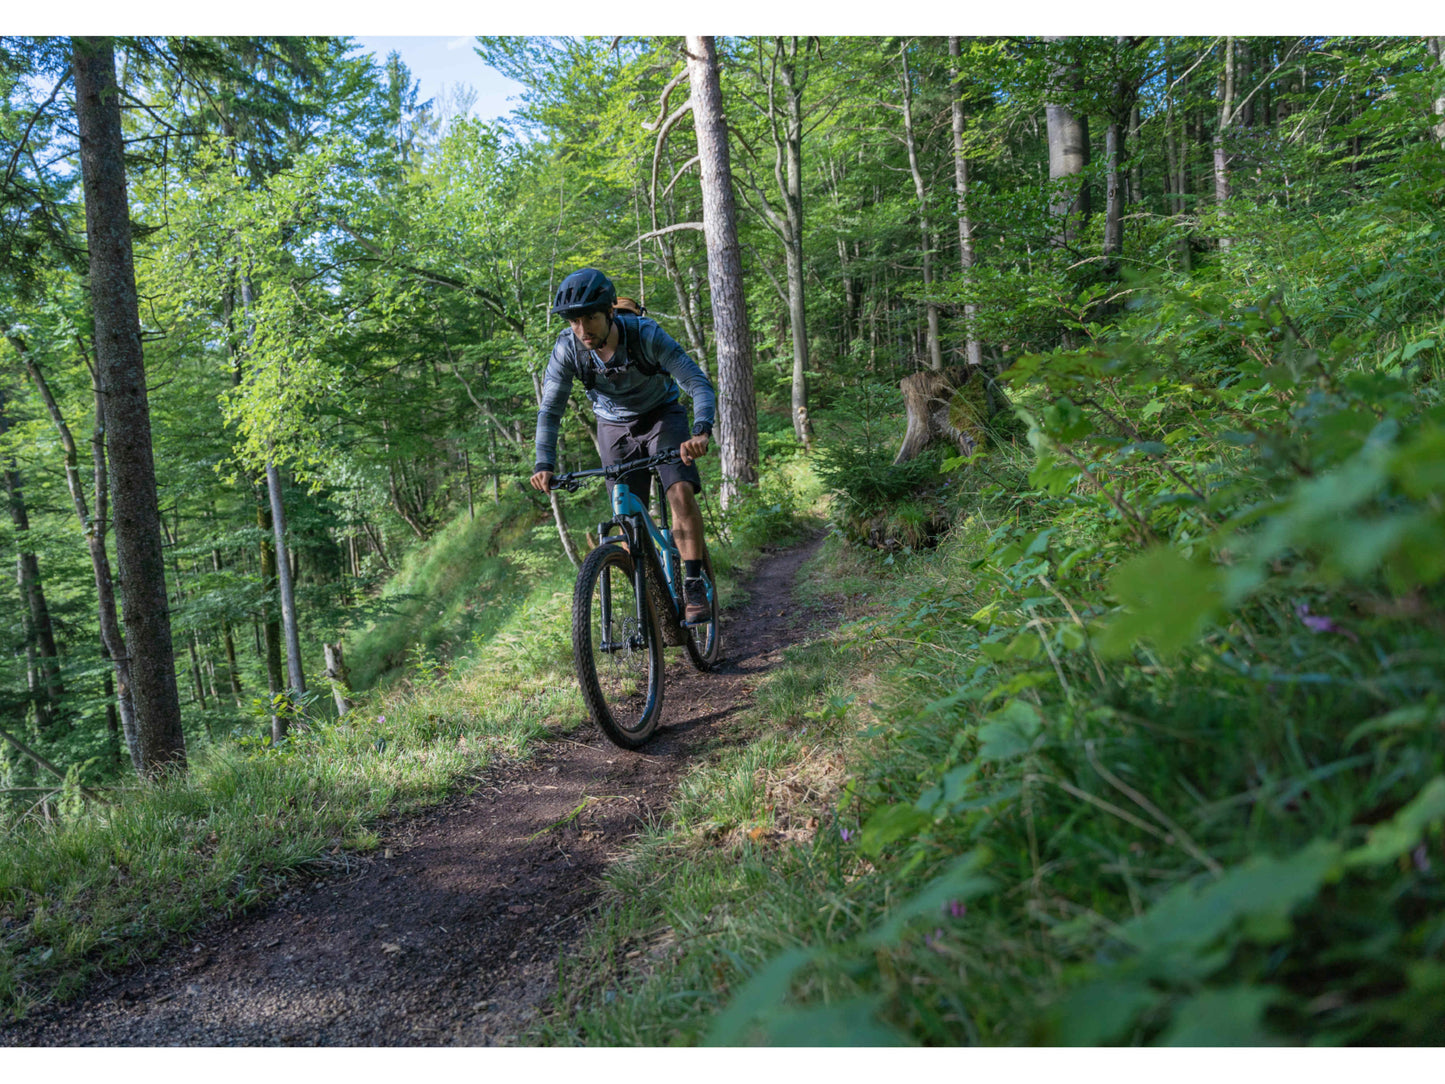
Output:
[551,448,714,652]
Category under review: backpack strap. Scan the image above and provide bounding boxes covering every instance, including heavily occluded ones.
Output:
[572,313,661,393]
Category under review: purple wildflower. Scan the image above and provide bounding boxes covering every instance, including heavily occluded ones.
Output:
[1294,602,1359,642]
[1414,844,1431,873]
[947,899,967,919]
[923,928,947,954]
[839,827,852,843]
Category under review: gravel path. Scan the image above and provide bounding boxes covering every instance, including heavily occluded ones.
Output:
[3,533,830,1047]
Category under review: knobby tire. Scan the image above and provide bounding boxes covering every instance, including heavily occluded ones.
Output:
[572,543,664,749]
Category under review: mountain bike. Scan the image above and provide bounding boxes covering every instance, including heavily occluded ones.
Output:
[548,448,721,748]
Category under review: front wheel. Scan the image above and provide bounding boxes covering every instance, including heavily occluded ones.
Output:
[573,543,664,748]
[684,549,722,671]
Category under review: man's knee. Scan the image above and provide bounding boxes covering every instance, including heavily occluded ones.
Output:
[666,480,700,511]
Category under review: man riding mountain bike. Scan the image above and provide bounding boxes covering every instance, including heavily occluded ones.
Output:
[530,267,717,621]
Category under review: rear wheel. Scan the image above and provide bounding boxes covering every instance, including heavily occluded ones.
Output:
[684,549,722,671]
[573,543,664,748]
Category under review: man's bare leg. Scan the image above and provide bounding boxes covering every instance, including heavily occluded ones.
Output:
[666,480,706,563]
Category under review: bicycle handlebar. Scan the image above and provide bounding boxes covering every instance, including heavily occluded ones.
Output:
[548,447,682,493]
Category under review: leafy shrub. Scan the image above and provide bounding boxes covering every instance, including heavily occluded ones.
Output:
[813,439,952,550]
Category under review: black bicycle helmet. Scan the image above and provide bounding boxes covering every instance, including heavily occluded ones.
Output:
[550,268,617,317]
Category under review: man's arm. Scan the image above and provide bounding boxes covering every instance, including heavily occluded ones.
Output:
[531,336,575,489]
[644,322,716,436]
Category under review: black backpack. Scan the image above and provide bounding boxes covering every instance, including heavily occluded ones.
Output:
[570,313,663,392]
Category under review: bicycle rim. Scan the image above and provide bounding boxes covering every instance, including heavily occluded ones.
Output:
[573,544,664,748]
[685,550,722,671]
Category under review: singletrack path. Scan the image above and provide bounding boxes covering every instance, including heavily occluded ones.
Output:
[4,532,831,1047]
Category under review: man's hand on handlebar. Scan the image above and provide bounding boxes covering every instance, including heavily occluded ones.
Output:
[679,433,709,466]
[530,470,554,492]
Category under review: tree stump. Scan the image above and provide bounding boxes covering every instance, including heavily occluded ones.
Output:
[892,366,992,465]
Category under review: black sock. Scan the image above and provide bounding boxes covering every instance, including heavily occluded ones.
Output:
[685,559,702,578]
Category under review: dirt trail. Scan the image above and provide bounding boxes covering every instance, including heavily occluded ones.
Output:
[3,533,830,1047]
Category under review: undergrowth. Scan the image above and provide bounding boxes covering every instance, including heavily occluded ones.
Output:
[528,164,1445,1046]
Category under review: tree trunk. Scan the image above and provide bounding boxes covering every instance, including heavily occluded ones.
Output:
[686,35,759,508]
[1045,36,1091,248]
[103,662,121,768]
[323,642,352,717]
[1103,39,1140,264]
[1104,119,1124,260]
[265,455,305,706]
[772,39,814,449]
[899,43,943,371]
[161,515,206,709]
[463,445,474,520]
[89,378,140,769]
[73,36,186,776]
[1214,36,1237,248]
[949,37,983,369]
[1428,38,1445,147]
[212,544,244,705]
[223,622,243,706]
[1128,101,1143,205]
[256,489,286,742]
[0,390,62,728]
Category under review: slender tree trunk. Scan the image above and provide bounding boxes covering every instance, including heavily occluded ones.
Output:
[161,515,206,709]
[211,544,243,704]
[266,455,305,704]
[463,445,474,520]
[73,36,186,776]
[770,38,814,449]
[1128,101,1143,205]
[256,490,285,742]
[1,391,62,727]
[1238,38,1255,128]
[1214,36,1237,248]
[1104,120,1124,260]
[652,173,711,372]
[1045,36,1091,248]
[223,623,243,706]
[949,37,983,369]
[323,642,352,717]
[899,43,943,371]
[89,378,140,768]
[686,35,759,508]
[103,662,121,768]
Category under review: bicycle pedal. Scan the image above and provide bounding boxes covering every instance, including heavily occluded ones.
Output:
[682,617,714,628]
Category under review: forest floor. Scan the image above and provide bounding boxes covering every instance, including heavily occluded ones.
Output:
[2,532,832,1047]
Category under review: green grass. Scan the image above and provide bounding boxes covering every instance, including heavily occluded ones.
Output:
[0,451,813,1020]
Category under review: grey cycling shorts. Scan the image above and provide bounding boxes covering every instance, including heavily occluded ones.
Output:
[597,401,703,503]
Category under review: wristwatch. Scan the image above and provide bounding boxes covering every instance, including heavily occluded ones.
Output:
[690,422,713,437]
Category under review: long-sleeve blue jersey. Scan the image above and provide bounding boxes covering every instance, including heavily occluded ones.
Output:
[533,315,716,472]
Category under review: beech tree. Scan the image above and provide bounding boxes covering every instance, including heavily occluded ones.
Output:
[731,37,820,447]
[1045,36,1090,249]
[948,37,983,369]
[685,35,758,507]
[0,382,63,730]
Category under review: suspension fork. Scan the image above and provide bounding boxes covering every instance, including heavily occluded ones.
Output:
[598,516,650,652]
